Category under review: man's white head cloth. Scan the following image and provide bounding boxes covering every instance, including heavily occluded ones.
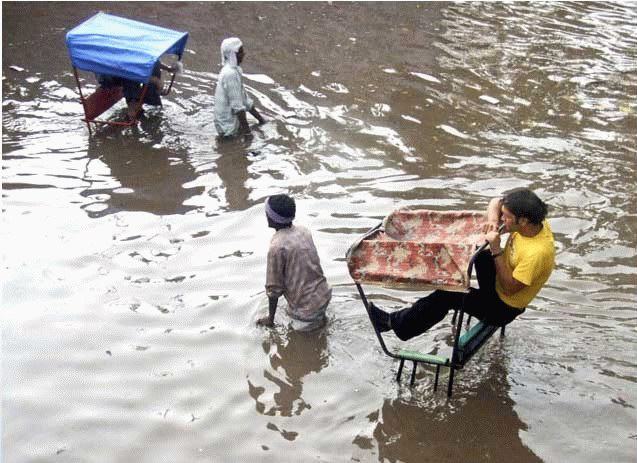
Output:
[220,37,243,66]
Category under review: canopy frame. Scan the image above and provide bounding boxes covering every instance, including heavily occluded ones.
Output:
[66,13,188,134]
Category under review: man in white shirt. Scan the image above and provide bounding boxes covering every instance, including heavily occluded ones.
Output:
[214,37,265,137]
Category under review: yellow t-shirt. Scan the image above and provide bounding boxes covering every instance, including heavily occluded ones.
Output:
[496,220,555,309]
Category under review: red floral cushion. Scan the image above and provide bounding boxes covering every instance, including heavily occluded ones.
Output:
[347,210,487,291]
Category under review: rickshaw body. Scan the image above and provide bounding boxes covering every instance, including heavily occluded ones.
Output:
[65,12,189,133]
[347,209,505,396]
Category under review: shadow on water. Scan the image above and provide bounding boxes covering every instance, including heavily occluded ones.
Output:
[215,136,256,211]
[360,348,542,463]
[81,114,205,217]
[248,327,329,419]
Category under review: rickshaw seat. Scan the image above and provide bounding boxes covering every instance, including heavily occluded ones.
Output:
[347,209,508,396]
[82,86,124,121]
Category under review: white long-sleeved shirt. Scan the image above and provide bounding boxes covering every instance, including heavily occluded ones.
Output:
[214,64,254,137]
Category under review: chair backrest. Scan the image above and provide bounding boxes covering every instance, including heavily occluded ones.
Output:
[83,86,124,121]
[450,232,504,367]
[453,321,498,365]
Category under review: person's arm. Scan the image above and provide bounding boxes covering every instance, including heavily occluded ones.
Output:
[151,62,184,95]
[485,231,527,295]
[237,110,251,134]
[249,106,266,125]
[484,197,503,233]
[158,62,172,73]
[257,296,278,327]
[259,246,285,327]
[159,61,183,74]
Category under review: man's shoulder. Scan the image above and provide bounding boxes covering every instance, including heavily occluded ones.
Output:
[536,222,555,252]
[269,231,285,248]
[269,228,294,249]
[293,224,310,234]
[219,65,240,79]
[270,225,312,247]
[523,226,555,265]
[290,225,315,241]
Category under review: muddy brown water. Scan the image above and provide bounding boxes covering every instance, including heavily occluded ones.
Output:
[3,2,636,462]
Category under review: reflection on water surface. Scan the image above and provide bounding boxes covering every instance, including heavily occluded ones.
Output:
[3,2,636,462]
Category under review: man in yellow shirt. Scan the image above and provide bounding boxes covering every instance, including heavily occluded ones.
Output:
[369,188,555,341]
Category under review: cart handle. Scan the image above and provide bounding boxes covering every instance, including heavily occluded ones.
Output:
[476,223,505,254]
[160,60,183,96]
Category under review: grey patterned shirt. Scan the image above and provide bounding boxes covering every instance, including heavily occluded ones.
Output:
[266,225,332,321]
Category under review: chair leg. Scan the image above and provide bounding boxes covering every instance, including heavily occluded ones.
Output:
[500,325,506,336]
[396,359,405,382]
[447,367,456,397]
[410,361,417,386]
[434,365,440,391]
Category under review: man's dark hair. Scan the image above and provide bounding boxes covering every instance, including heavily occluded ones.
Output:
[502,188,548,225]
[269,194,296,221]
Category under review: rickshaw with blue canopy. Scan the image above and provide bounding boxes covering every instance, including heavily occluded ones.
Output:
[66,12,189,134]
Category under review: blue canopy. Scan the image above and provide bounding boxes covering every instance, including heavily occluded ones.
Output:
[66,12,189,83]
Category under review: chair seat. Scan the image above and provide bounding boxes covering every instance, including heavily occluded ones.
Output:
[397,349,449,365]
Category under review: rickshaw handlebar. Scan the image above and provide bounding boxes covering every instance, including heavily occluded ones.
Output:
[477,223,505,254]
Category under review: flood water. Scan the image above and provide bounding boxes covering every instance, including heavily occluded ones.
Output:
[3,2,636,462]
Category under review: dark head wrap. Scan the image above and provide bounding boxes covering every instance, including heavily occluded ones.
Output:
[265,194,295,225]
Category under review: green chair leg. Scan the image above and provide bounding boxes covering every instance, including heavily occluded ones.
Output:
[447,367,456,397]
[396,358,405,382]
[434,365,440,391]
[410,361,417,386]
